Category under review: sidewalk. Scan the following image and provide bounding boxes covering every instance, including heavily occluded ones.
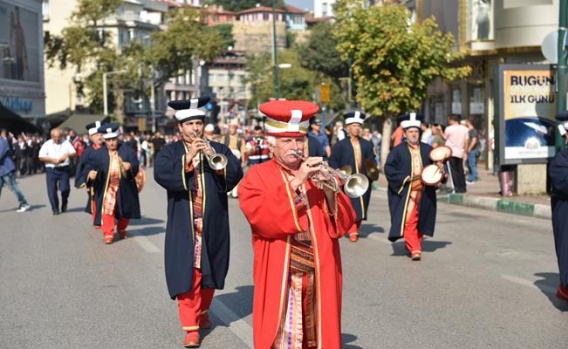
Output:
[376,167,551,220]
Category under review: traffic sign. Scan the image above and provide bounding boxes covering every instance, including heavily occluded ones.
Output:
[320,83,330,103]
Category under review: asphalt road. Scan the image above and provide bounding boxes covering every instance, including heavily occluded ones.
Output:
[0,171,565,349]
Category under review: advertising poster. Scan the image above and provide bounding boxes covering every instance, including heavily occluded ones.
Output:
[0,1,40,82]
[471,0,494,41]
[498,64,556,165]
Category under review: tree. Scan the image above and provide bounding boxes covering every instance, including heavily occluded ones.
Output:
[45,2,226,122]
[333,1,471,162]
[45,0,126,118]
[144,7,226,86]
[244,50,342,124]
[298,21,349,110]
[298,22,348,84]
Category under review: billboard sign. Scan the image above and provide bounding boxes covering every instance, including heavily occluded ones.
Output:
[497,64,556,165]
[0,2,40,82]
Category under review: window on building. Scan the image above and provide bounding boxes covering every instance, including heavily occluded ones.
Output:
[263,13,269,21]
[322,3,328,17]
[42,0,50,21]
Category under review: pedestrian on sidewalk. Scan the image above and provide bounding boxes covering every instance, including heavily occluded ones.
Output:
[465,118,480,183]
[444,115,469,193]
[154,97,243,348]
[0,129,31,212]
[239,100,356,349]
[87,123,141,244]
[38,128,76,215]
[384,113,438,261]
[548,113,568,302]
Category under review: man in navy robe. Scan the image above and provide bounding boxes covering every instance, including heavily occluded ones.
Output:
[329,110,378,242]
[154,97,243,348]
[548,111,568,302]
[384,113,438,261]
[75,120,104,226]
[87,123,141,244]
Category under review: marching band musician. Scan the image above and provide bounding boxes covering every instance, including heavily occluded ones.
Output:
[328,110,379,242]
[153,97,243,348]
[384,113,438,261]
[86,123,141,244]
[75,120,104,227]
[238,100,356,349]
[548,111,568,302]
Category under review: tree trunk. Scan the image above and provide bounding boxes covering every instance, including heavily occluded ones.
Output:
[114,89,125,124]
[380,116,394,171]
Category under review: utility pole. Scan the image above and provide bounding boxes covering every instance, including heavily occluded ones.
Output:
[557,0,568,152]
[272,0,280,99]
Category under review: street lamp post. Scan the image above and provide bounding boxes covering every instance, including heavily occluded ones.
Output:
[103,70,126,117]
[272,1,280,99]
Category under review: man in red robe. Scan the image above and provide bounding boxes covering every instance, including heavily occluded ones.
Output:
[239,100,356,349]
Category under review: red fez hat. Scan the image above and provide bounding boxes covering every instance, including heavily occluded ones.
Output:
[259,100,319,137]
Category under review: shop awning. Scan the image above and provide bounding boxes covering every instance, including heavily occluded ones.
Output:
[0,102,43,135]
[56,114,109,134]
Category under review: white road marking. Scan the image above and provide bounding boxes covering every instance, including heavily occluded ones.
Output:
[211,298,254,348]
[501,274,556,295]
[132,236,161,253]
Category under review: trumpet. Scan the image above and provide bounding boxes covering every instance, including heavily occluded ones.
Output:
[292,151,369,198]
[194,131,228,170]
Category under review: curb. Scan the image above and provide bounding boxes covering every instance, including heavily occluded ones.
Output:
[437,193,551,220]
[372,185,550,219]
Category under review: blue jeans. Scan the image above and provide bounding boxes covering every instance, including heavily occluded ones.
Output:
[0,171,28,206]
[467,149,479,182]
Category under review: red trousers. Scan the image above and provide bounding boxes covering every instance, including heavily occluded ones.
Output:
[404,203,423,253]
[91,198,97,226]
[177,267,215,332]
[101,211,129,238]
[347,220,362,235]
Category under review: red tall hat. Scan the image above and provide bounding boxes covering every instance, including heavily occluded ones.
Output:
[259,100,319,137]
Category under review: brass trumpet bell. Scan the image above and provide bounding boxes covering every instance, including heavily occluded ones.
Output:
[207,153,228,170]
[342,173,369,198]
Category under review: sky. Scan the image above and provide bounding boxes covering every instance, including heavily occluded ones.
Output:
[286,0,314,12]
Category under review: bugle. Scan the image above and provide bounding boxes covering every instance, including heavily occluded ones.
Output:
[194,132,228,170]
[292,151,369,198]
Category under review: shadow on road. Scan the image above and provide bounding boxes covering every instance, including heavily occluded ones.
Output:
[342,333,364,349]
[129,216,165,226]
[359,223,385,238]
[214,285,254,322]
[390,240,452,257]
[534,272,568,312]
[133,226,164,237]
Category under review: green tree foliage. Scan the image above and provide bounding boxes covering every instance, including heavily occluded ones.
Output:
[333,2,470,118]
[244,51,315,105]
[208,23,236,49]
[44,0,127,115]
[244,50,342,114]
[144,7,225,85]
[44,1,226,118]
[203,0,285,12]
[333,1,470,162]
[298,22,348,82]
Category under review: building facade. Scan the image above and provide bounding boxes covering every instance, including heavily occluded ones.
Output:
[0,0,45,129]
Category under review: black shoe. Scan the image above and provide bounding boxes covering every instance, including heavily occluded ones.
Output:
[61,204,67,213]
[52,210,60,215]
